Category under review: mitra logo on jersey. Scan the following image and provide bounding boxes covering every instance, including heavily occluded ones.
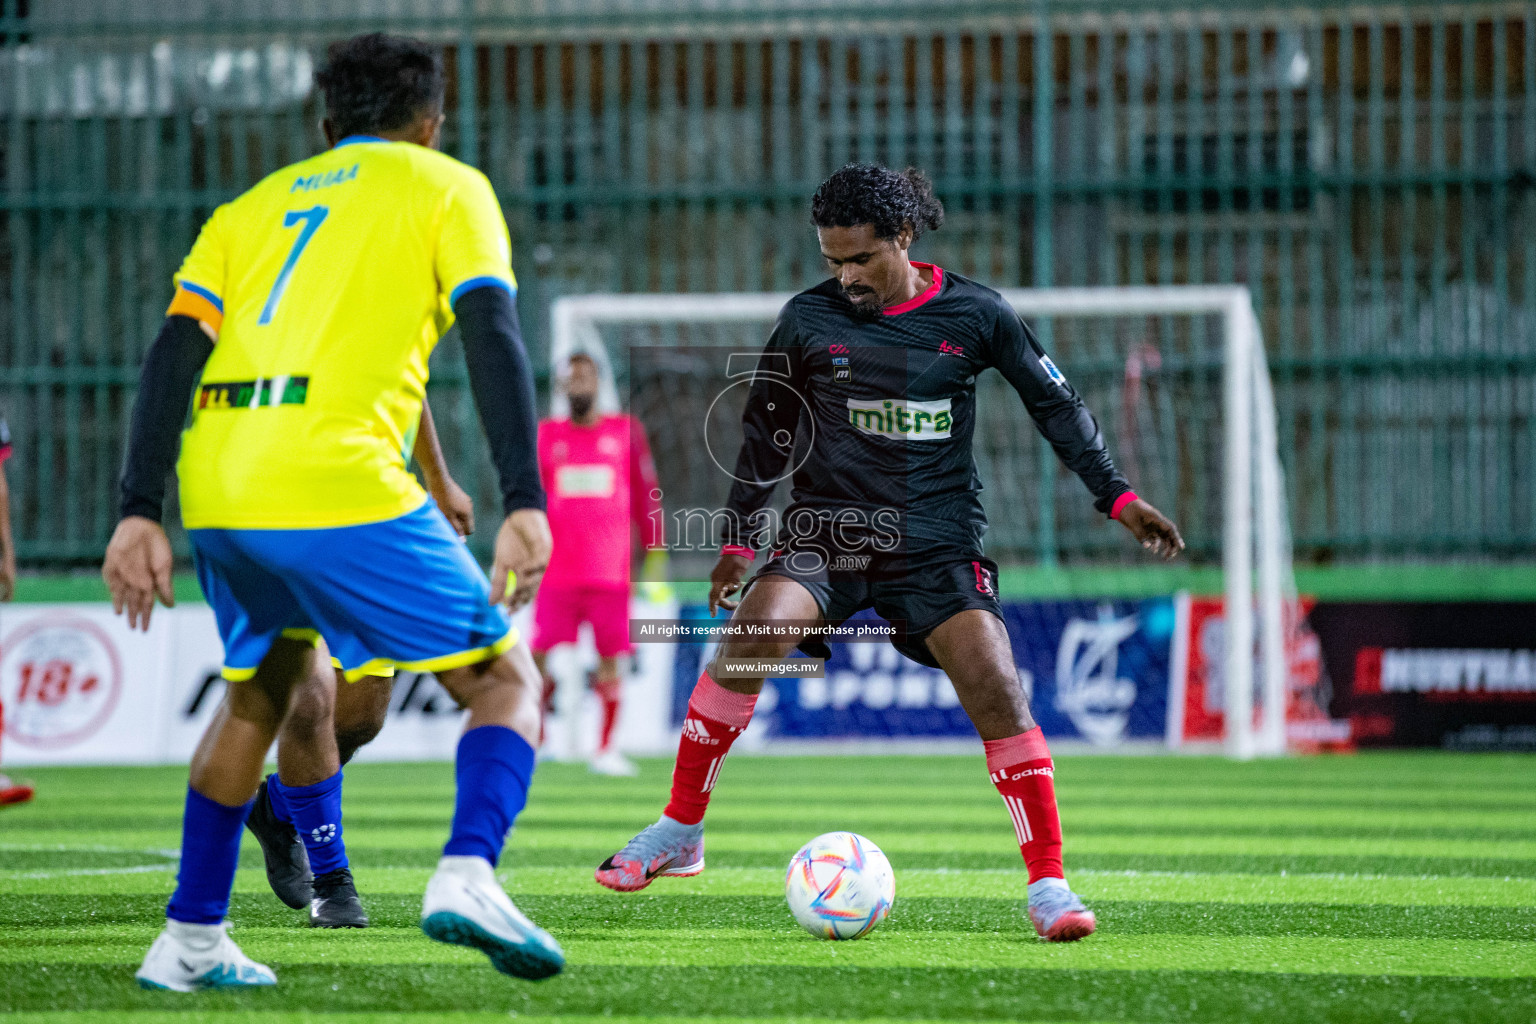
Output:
[846,398,953,440]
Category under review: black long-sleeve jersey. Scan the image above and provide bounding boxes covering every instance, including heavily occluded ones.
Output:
[720,264,1132,552]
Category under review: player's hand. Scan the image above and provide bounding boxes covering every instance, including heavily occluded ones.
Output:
[490,508,552,612]
[1117,497,1185,561]
[432,476,476,537]
[708,553,752,617]
[102,516,175,630]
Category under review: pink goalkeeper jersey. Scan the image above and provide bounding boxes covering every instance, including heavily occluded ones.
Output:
[539,412,664,588]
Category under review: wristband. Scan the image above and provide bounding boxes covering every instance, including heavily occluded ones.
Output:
[1110,491,1139,521]
[720,544,756,561]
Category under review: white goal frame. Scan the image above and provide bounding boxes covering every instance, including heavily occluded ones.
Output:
[551,285,1289,759]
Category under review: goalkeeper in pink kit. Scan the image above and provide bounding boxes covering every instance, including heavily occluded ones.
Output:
[533,352,666,775]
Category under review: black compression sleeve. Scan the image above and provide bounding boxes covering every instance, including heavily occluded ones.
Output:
[119,316,214,523]
[455,284,546,514]
[988,303,1131,515]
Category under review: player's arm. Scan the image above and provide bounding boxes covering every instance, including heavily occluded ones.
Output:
[0,420,14,601]
[104,314,214,628]
[414,398,474,537]
[712,306,806,614]
[436,170,548,608]
[630,416,671,601]
[989,304,1183,559]
[455,284,549,609]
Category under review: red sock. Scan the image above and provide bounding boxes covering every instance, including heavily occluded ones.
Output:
[662,670,757,825]
[593,678,622,754]
[985,727,1064,883]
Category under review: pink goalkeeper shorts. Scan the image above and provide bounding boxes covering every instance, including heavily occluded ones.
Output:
[530,584,633,657]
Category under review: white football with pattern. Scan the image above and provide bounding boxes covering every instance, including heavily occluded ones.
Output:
[784,831,895,940]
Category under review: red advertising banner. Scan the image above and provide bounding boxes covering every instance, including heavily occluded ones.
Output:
[1170,595,1351,750]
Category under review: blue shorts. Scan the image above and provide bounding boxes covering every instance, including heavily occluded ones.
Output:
[191,499,515,683]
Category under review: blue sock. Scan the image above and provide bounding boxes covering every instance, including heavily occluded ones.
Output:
[166,787,252,925]
[274,771,348,876]
[443,725,535,866]
[264,772,291,822]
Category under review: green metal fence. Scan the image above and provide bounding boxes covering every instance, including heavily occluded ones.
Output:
[1,1,1533,566]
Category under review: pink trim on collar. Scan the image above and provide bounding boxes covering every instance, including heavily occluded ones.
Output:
[883,263,944,315]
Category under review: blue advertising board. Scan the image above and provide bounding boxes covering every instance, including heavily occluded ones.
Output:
[671,598,1175,746]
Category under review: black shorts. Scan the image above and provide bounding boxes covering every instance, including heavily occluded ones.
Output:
[744,536,1002,669]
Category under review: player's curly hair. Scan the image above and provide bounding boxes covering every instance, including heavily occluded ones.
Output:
[810,164,945,242]
[316,33,445,141]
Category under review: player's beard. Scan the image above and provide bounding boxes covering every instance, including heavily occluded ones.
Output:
[569,393,595,419]
[843,289,883,322]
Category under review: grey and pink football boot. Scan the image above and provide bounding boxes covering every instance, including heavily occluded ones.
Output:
[595,816,705,892]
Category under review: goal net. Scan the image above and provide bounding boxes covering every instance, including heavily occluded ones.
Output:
[550,286,1293,758]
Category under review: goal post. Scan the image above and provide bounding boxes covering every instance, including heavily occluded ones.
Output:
[550,285,1290,759]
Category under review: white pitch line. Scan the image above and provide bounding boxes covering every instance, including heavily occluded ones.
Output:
[0,843,179,857]
[915,866,1536,883]
[8,863,177,880]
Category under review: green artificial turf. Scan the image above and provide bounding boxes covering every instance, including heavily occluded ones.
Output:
[1,754,1533,1023]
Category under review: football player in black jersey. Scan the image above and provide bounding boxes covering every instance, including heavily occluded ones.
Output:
[597,164,1183,942]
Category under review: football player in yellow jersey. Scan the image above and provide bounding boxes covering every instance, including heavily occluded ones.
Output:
[103,34,563,990]
[236,395,475,932]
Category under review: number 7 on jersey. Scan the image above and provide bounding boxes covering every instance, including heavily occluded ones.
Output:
[258,205,329,325]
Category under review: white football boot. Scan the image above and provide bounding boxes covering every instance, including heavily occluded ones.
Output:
[135,919,277,992]
[420,855,565,980]
[588,749,640,777]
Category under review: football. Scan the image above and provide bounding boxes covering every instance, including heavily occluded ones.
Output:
[784,831,895,940]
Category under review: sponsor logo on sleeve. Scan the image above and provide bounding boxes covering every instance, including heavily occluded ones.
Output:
[845,398,953,440]
[1039,355,1067,387]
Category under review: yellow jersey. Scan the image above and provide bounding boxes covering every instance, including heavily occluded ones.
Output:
[168,136,516,530]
